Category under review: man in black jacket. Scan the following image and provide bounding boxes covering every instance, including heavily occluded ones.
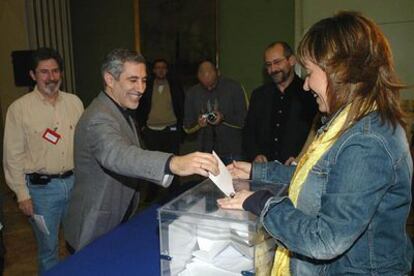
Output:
[136,59,185,202]
[136,59,184,155]
[243,41,317,164]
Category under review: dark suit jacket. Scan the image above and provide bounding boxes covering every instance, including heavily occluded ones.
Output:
[136,76,184,130]
[63,92,172,250]
[243,75,317,162]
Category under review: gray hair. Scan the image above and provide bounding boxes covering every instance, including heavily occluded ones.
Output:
[101,48,146,81]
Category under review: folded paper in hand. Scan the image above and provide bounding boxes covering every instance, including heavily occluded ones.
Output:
[33,214,50,235]
[208,151,235,197]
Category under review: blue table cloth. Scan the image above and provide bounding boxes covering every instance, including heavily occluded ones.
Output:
[45,205,160,276]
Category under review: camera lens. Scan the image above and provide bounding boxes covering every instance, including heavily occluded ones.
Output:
[207,113,216,122]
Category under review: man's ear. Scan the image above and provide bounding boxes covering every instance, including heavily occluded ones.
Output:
[29,70,36,81]
[288,55,297,66]
[104,72,114,89]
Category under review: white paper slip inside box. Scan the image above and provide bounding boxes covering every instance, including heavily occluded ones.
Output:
[208,151,235,197]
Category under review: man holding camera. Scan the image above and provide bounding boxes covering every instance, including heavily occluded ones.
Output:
[184,60,247,164]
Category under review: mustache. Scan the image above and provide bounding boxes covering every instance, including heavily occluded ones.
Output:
[270,70,282,76]
[45,80,60,86]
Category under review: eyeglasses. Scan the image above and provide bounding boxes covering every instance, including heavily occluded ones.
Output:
[264,57,288,68]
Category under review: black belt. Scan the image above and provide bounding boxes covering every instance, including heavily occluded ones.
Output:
[27,171,73,185]
[146,124,178,132]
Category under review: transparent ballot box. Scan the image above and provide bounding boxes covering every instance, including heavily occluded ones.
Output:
[157,179,287,276]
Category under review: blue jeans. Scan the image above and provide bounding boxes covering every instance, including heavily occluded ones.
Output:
[27,175,74,273]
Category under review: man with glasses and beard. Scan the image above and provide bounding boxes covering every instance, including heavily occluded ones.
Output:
[243,41,317,164]
[3,47,84,272]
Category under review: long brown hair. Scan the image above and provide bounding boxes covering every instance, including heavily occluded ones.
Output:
[297,11,406,132]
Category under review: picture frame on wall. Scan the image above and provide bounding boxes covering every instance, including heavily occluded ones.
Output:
[134,0,218,89]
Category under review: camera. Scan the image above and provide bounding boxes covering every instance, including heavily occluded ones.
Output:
[202,112,217,123]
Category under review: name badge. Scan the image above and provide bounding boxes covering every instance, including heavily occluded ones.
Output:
[169,126,177,131]
[42,128,61,144]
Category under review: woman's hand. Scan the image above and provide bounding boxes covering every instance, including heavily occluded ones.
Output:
[217,190,254,210]
[253,154,267,163]
[227,161,252,179]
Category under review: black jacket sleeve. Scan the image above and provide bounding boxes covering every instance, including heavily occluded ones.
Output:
[243,189,274,216]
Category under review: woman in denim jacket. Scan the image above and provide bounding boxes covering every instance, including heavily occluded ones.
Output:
[218,11,413,275]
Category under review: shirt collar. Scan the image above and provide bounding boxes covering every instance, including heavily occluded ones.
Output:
[33,85,62,104]
[154,78,168,85]
[318,105,348,135]
[272,74,300,95]
[202,77,220,92]
[103,91,135,118]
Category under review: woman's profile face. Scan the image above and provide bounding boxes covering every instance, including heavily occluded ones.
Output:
[303,60,329,113]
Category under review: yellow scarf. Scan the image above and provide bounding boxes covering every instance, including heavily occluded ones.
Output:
[271,105,351,276]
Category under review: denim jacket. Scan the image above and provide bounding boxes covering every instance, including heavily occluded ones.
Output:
[252,112,413,275]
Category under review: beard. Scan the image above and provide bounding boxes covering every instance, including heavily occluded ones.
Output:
[42,80,61,96]
[270,70,289,84]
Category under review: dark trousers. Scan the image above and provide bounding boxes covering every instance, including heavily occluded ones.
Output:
[142,126,180,154]
[142,126,181,203]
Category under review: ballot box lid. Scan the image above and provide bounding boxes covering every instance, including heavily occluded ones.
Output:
[158,178,287,226]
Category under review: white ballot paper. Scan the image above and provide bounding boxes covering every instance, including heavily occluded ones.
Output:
[33,214,50,235]
[208,151,235,197]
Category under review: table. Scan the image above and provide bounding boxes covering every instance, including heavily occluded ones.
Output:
[45,205,161,276]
